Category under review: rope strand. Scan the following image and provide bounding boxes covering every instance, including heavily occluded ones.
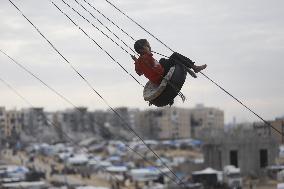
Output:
[8,0,186,186]
[103,0,283,136]
[0,75,128,187]
[0,49,179,184]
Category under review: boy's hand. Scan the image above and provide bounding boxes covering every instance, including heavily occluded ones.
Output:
[131,55,137,61]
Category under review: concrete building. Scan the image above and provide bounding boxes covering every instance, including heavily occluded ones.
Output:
[203,128,279,177]
[21,107,47,135]
[190,104,224,138]
[136,109,162,140]
[254,117,284,144]
[59,107,94,133]
[5,109,22,137]
[158,107,191,140]
[0,107,6,137]
[137,107,191,140]
[0,107,22,138]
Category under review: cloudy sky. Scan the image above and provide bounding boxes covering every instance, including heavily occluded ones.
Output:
[0,0,283,123]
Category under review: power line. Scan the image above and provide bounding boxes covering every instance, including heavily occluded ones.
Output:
[8,0,185,186]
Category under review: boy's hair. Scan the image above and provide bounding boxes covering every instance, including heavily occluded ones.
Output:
[134,39,148,54]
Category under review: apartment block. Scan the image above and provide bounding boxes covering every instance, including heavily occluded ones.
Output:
[136,107,191,140]
[0,107,6,137]
[254,117,284,144]
[21,107,47,135]
[5,109,22,137]
[190,104,224,138]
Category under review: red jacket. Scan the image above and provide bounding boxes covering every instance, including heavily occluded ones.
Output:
[134,52,164,85]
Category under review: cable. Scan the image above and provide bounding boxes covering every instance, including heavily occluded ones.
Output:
[200,72,283,136]
[79,0,166,58]
[103,0,283,136]
[51,0,144,87]
[81,0,136,41]
[56,0,134,56]
[0,48,179,184]
[0,49,182,185]
[0,75,128,187]
[0,49,78,109]
[0,76,31,106]
[56,0,186,103]
[8,0,185,186]
[103,0,175,53]
[70,0,136,55]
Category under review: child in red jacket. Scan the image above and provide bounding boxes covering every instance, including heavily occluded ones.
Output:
[131,39,207,85]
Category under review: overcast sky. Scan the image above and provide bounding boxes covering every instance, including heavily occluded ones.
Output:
[0,0,283,123]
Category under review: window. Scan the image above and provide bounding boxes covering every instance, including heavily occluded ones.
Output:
[230,150,238,168]
[260,149,268,168]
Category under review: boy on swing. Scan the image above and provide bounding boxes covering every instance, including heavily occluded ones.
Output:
[131,39,207,86]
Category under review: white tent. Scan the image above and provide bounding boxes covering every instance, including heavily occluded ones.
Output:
[76,186,109,189]
[67,154,88,165]
[129,168,160,181]
[192,167,221,175]
[106,166,128,173]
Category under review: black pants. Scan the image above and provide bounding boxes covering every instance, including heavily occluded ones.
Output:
[159,52,194,76]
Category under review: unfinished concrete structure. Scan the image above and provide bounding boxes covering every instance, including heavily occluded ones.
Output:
[203,128,279,177]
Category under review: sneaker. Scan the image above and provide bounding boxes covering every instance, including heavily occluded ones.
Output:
[193,64,207,73]
[185,67,197,78]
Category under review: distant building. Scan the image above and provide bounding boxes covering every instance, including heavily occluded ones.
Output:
[136,107,191,140]
[254,117,284,144]
[59,107,94,133]
[0,107,22,138]
[203,128,278,177]
[0,107,6,137]
[5,109,22,137]
[190,104,224,138]
[158,107,191,140]
[21,107,47,135]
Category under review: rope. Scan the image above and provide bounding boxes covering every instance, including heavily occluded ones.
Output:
[81,0,136,41]
[0,76,31,106]
[0,49,78,108]
[200,72,283,136]
[51,0,144,87]
[79,0,166,58]
[103,0,175,52]
[8,0,186,186]
[58,0,186,103]
[0,48,179,184]
[103,0,283,136]
[68,0,137,55]
[54,0,186,110]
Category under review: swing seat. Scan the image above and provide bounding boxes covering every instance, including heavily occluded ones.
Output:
[143,63,187,107]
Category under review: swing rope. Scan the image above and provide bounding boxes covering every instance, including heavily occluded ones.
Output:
[8,0,187,186]
[0,48,180,185]
[103,0,283,136]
